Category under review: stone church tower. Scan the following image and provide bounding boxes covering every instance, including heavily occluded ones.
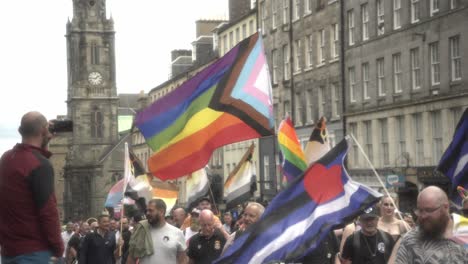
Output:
[63,0,121,220]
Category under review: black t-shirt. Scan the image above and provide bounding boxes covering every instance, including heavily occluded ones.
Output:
[342,230,394,264]
[68,233,85,261]
[79,231,116,264]
[187,230,226,264]
[300,231,340,264]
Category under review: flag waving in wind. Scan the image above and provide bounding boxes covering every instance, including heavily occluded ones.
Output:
[277,117,307,183]
[304,117,331,165]
[224,143,257,210]
[215,138,382,264]
[136,32,274,180]
[437,108,468,205]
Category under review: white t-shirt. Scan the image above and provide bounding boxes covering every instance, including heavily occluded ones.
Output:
[139,223,186,264]
[184,227,197,243]
[61,231,74,257]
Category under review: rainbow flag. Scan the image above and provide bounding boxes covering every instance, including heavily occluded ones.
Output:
[136,32,274,180]
[278,117,307,183]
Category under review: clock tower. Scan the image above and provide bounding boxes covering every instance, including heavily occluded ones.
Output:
[64,0,120,220]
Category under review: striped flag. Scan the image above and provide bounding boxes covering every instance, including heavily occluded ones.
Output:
[185,168,210,209]
[135,32,274,180]
[224,144,257,209]
[277,117,307,183]
[104,178,125,208]
[304,117,331,165]
[124,148,153,204]
[437,108,468,205]
[215,138,382,263]
[151,179,179,216]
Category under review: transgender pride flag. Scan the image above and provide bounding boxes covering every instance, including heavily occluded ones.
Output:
[136,32,274,180]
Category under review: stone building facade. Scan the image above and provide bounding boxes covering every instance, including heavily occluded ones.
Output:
[61,0,123,220]
[343,0,468,210]
[258,0,344,198]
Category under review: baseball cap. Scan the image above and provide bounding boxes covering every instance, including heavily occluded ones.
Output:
[360,206,379,220]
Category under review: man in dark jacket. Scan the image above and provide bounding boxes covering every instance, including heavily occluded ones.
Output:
[0,111,64,263]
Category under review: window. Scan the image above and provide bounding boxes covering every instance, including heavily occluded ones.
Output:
[263,155,271,189]
[293,0,300,21]
[331,83,339,118]
[283,44,290,80]
[261,1,267,33]
[364,121,373,163]
[451,0,459,9]
[348,10,355,45]
[282,0,289,24]
[318,86,325,117]
[305,34,314,68]
[223,35,227,55]
[249,20,254,35]
[272,0,278,29]
[272,49,278,84]
[376,0,385,35]
[349,123,359,166]
[91,43,99,65]
[377,58,385,96]
[413,113,424,165]
[284,100,290,118]
[362,4,369,41]
[318,29,326,63]
[349,67,356,102]
[91,110,103,138]
[393,53,402,93]
[450,36,461,81]
[393,0,401,29]
[451,107,463,131]
[396,116,406,163]
[229,31,234,49]
[295,93,302,125]
[411,0,420,23]
[431,111,443,163]
[430,0,439,16]
[293,39,301,72]
[227,164,231,174]
[380,119,389,166]
[362,63,370,99]
[410,48,421,90]
[235,28,240,44]
[306,89,314,123]
[305,0,312,14]
[430,42,440,85]
[331,24,339,58]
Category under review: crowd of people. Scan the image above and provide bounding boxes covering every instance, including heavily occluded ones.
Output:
[1,111,468,264]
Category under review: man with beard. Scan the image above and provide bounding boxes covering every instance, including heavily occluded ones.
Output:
[341,206,394,264]
[395,186,468,263]
[128,199,187,264]
[0,111,64,263]
[187,210,226,264]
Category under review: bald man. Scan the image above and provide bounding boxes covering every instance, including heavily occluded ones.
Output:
[0,111,63,263]
[173,207,188,228]
[187,210,226,264]
[394,186,468,263]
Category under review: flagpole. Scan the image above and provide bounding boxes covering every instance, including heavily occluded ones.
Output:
[208,182,220,215]
[349,133,409,230]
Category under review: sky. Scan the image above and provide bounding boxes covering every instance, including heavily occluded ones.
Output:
[0,0,228,154]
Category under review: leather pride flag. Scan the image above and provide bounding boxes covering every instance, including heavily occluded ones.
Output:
[215,138,382,264]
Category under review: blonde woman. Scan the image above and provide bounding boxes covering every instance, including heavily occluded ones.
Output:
[378,195,409,241]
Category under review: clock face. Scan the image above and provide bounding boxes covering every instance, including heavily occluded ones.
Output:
[88,72,103,85]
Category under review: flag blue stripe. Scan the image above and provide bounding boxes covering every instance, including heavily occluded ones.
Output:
[282,160,305,181]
